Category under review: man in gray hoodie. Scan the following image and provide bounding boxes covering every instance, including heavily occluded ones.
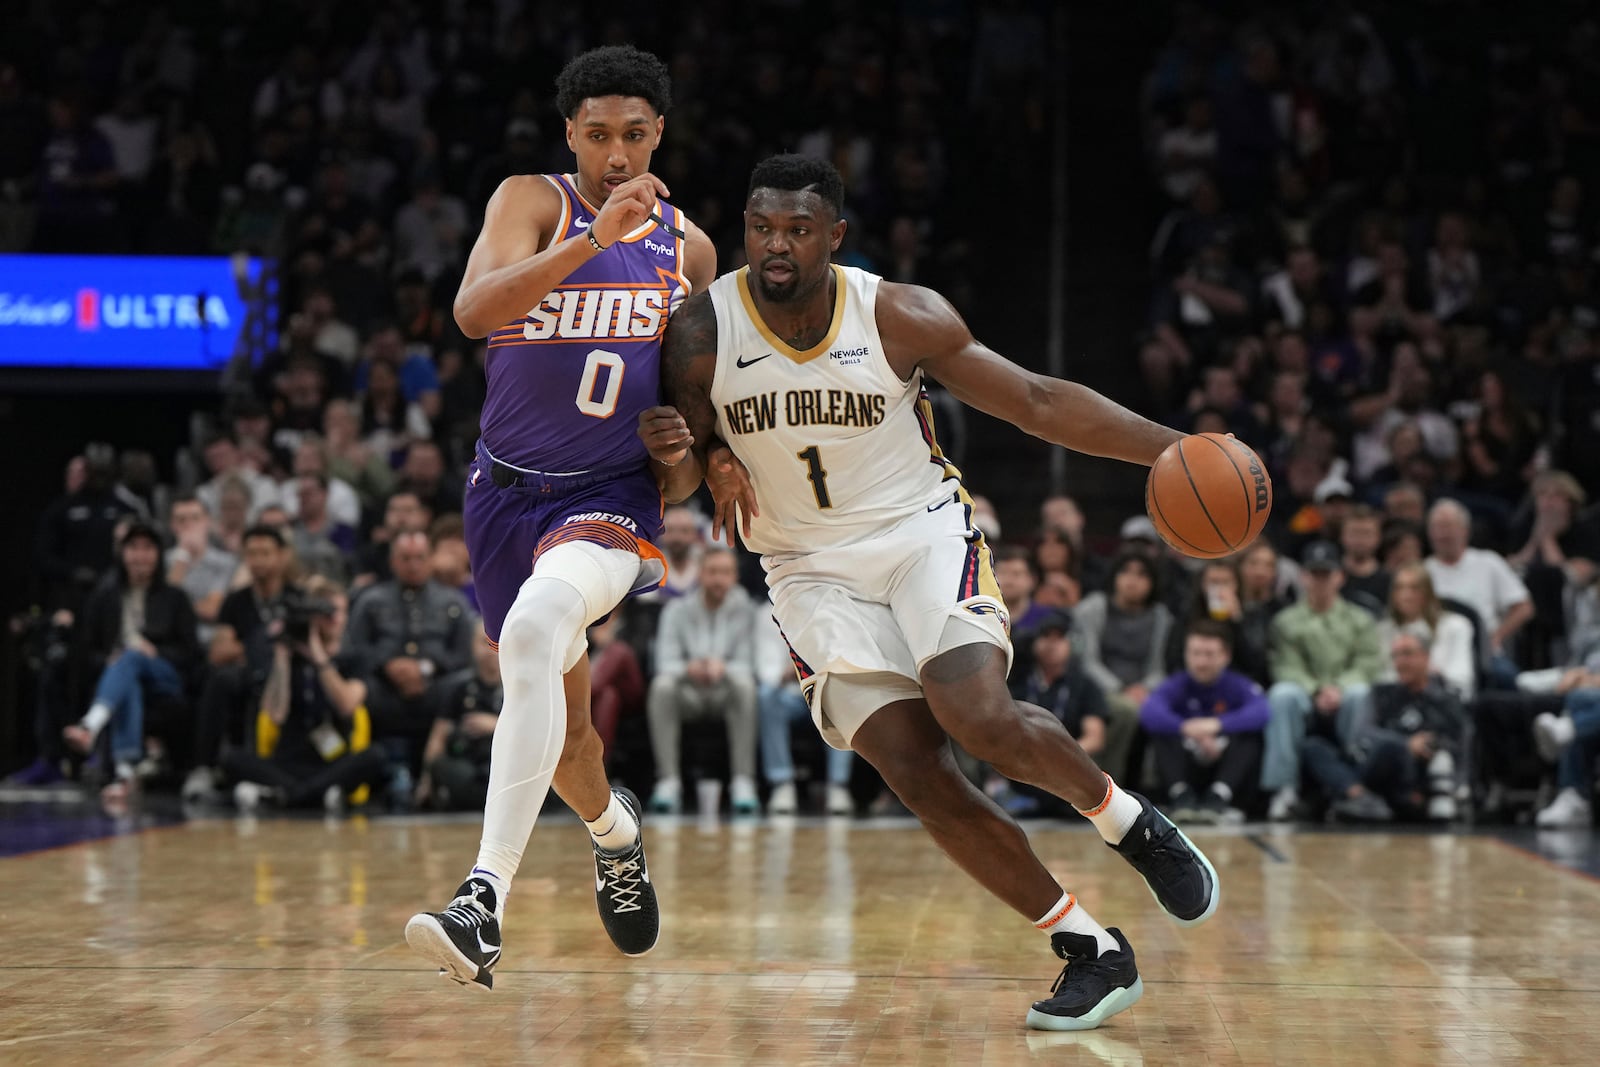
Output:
[648,544,759,814]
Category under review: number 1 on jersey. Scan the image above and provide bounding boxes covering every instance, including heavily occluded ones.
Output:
[797,445,832,509]
[576,348,624,418]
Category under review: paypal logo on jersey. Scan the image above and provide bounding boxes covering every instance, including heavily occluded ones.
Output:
[644,238,674,257]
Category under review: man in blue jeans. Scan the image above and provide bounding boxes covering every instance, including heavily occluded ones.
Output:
[1262,540,1383,821]
[63,522,199,803]
[1534,671,1600,828]
[756,614,853,815]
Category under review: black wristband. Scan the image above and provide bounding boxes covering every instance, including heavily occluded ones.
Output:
[587,229,609,253]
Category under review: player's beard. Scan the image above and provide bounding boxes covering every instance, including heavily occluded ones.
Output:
[755,264,826,305]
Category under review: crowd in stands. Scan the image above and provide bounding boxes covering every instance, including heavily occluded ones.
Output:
[1106,1,1600,827]
[6,2,1599,831]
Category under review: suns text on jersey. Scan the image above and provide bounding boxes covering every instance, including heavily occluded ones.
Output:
[522,287,669,341]
[722,389,888,435]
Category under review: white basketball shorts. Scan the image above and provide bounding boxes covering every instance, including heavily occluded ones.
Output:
[764,500,1012,751]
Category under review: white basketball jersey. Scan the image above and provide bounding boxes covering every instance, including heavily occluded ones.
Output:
[707,264,962,559]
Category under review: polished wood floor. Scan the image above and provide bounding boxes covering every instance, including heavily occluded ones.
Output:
[2,811,1598,1066]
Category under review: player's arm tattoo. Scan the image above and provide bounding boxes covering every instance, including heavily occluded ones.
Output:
[657,291,721,501]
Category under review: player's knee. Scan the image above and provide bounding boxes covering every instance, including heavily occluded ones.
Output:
[500,600,570,666]
[943,700,1021,764]
[876,746,966,817]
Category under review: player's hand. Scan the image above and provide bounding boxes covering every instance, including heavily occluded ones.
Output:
[706,443,759,547]
[638,406,692,466]
[591,173,669,247]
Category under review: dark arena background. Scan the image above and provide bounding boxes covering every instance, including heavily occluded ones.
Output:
[2,2,1599,1063]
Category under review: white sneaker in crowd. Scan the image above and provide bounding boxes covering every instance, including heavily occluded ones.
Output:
[1535,788,1593,829]
[1533,713,1576,763]
[767,782,798,815]
[826,784,854,816]
[1267,787,1299,822]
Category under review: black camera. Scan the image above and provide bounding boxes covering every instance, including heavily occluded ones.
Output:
[279,586,338,645]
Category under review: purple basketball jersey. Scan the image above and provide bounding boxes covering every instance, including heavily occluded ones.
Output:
[478,174,689,471]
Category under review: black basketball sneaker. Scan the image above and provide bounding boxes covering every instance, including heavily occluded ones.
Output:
[1110,791,1220,926]
[592,786,659,956]
[405,876,502,991]
[1025,928,1144,1031]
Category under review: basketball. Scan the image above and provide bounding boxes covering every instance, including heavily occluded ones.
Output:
[1144,433,1273,559]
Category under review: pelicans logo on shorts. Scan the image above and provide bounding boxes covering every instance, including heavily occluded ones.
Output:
[960,598,1011,635]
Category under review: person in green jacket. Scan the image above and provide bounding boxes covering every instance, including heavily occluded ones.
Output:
[1262,540,1383,820]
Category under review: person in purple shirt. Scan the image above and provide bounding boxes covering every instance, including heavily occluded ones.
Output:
[405,45,716,992]
[1140,619,1269,825]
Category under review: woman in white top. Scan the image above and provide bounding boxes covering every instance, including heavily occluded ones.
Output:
[1376,562,1477,698]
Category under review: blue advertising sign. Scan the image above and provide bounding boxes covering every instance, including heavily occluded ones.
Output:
[0,254,266,371]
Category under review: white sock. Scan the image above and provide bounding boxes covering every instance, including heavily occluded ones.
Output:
[584,791,639,852]
[470,577,587,904]
[1033,891,1118,957]
[82,702,112,739]
[1076,774,1143,845]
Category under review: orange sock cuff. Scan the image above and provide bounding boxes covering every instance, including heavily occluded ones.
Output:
[1076,774,1115,817]
[1034,892,1076,930]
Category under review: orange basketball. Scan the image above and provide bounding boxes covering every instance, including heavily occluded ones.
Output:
[1144,433,1273,559]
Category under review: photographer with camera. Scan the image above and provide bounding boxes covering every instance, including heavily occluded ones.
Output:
[222,576,389,811]
[346,530,476,787]
[183,524,292,802]
[415,628,501,811]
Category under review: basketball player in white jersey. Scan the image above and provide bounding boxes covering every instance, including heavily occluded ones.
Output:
[639,155,1218,1031]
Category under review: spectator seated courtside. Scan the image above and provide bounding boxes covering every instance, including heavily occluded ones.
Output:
[1139,620,1268,824]
[62,522,200,805]
[647,545,759,815]
[346,530,477,801]
[1303,632,1468,823]
[1262,540,1383,821]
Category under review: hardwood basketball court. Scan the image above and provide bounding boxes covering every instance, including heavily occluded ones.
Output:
[2,808,1597,1065]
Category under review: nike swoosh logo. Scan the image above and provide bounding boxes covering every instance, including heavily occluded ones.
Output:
[596,872,607,892]
[476,930,499,955]
[735,353,773,368]
[574,218,590,229]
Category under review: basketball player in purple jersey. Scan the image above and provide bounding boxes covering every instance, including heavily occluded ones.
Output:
[405,46,715,990]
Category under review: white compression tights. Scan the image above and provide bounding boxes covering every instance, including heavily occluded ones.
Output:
[472,540,642,898]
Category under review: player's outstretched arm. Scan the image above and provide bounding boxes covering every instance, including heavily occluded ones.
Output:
[878,282,1181,467]
[453,173,666,338]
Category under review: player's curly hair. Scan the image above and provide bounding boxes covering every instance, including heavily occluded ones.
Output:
[554,45,671,118]
[747,154,845,218]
